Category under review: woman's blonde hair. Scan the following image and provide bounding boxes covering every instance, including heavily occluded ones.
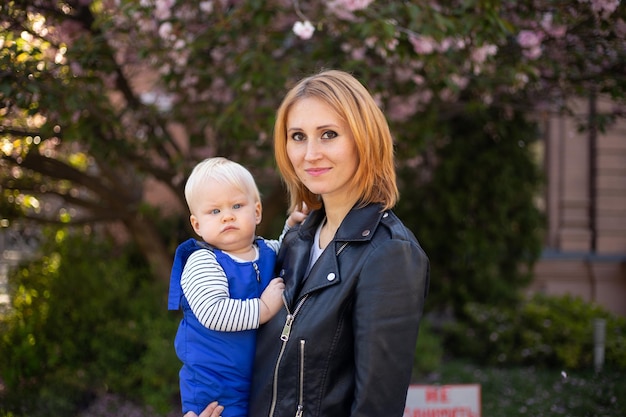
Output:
[274,69,398,212]
[184,157,261,214]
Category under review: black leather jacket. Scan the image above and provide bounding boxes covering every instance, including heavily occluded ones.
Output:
[250,203,430,417]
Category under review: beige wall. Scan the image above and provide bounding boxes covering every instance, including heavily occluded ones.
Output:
[531,97,626,316]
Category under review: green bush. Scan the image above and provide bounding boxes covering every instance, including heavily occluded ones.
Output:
[0,228,180,416]
[412,319,444,379]
[397,107,544,317]
[429,359,626,417]
[443,293,626,370]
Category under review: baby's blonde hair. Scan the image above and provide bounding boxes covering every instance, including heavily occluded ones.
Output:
[184,157,261,214]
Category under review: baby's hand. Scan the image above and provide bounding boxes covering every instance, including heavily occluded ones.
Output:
[259,278,285,324]
[287,203,310,227]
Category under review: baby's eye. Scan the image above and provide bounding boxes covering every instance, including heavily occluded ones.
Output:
[321,130,338,140]
[210,209,220,215]
[290,132,306,141]
[233,203,242,209]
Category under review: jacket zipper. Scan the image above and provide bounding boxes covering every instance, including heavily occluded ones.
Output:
[268,241,349,416]
[269,293,309,416]
[295,339,305,417]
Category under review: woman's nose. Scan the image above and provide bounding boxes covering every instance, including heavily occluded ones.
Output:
[304,139,322,161]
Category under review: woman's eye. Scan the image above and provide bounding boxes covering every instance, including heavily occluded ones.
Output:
[321,130,338,140]
[291,132,305,141]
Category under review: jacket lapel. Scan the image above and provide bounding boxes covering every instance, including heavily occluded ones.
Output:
[282,204,386,301]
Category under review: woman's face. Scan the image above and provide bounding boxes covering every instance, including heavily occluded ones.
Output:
[285,97,359,206]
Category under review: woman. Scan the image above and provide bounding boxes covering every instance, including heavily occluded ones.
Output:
[192,69,430,417]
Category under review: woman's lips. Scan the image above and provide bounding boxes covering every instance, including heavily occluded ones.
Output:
[305,168,330,177]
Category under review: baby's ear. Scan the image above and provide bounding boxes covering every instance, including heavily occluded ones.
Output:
[190,214,201,234]
[255,201,263,224]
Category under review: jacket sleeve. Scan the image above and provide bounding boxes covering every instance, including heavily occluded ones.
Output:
[351,238,430,416]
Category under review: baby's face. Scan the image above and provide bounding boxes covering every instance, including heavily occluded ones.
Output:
[189,180,261,253]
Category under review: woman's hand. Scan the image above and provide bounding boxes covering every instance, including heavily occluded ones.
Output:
[183,401,224,417]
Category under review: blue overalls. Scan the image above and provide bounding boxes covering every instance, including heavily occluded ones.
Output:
[168,238,276,416]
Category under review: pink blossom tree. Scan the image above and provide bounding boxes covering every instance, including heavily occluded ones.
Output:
[1,0,625,285]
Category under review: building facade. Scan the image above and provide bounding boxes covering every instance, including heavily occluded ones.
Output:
[531,97,626,316]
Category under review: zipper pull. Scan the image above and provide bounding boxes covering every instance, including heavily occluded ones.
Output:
[253,262,260,282]
[295,405,304,417]
[280,314,294,341]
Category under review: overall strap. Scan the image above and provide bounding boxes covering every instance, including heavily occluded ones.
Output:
[167,238,213,310]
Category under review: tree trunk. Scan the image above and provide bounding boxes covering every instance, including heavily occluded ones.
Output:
[123,215,172,285]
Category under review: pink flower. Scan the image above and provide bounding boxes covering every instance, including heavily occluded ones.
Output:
[158,22,173,40]
[293,20,315,40]
[348,46,366,60]
[517,30,542,48]
[471,44,498,64]
[581,0,620,19]
[327,0,374,13]
[523,46,542,60]
[437,38,453,53]
[412,74,425,85]
[341,0,375,11]
[387,94,420,122]
[409,34,436,55]
[450,74,469,90]
[199,1,214,13]
[325,0,374,21]
[154,0,175,20]
[541,13,567,38]
[517,30,543,60]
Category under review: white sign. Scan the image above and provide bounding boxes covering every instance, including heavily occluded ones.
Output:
[404,384,481,417]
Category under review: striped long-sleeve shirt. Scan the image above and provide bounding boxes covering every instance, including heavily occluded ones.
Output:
[180,229,286,332]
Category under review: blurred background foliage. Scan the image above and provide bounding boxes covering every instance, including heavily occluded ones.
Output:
[1,0,626,415]
[0,230,180,415]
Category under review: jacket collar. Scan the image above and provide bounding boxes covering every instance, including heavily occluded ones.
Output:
[298,202,386,242]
